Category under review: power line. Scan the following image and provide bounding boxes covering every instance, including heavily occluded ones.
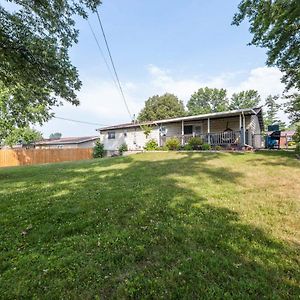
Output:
[95,9,133,119]
[87,19,120,92]
[54,116,108,127]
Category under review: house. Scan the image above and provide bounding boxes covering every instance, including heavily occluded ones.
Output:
[35,136,99,149]
[279,130,296,148]
[98,108,264,152]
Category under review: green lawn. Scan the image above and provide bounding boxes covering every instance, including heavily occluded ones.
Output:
[1,151,299,299]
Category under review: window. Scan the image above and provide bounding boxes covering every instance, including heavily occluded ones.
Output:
[124,131,127,137]
[184,125,193,135]
[108,131,115,139]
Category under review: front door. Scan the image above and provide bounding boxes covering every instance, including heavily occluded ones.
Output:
[194,125,202,136]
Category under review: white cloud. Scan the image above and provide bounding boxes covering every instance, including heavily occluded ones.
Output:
[146,64,285,103]
[37,65,288,137]
[232,67,285,99]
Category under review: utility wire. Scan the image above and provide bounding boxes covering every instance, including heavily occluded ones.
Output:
[54,116,109,127]
[95,9,133,120]
[87,19,120,92]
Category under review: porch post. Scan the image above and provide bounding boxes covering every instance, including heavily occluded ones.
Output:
[207,118,211,144]
[181,120,184,146]
[242,113,246,146]
[158,124,161,147]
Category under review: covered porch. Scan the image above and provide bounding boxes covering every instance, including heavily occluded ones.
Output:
[159,112,250,148]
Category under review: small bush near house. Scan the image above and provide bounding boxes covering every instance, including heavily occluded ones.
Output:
[157,146,168,151]
[118,143,128,155]
[93,141,105,158]
[188,137,203,150]
[183,144,193,150]
[202,143,211,150]
[165,137,181,150]
[295,143,300,154]
[144,139,158,150]
[214,145,223,151]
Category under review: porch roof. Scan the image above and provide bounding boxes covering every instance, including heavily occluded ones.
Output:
[98,107,263,132]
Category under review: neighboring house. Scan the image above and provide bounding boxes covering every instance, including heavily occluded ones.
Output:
[98,108,264,152]
[279,130,296,147]
[35,136,99,149]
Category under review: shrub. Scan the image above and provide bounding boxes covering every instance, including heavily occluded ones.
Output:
[157,146,168,151]
[144,139,158,150]
[215,145,223,151]
[142,125,152,138]
[118,143,128,155]
[93,141,105,158]
[188,137,203,150]
[183,144,193,150]
[293,125,300,143]
[165,137,181,150]
[295,143,300,154]
[288,141,296,147]
[202,143,211,150]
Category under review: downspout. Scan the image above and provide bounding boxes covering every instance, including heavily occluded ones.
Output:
[181,120,184,146]
[242,112,246,146]
[153,122,160,147]
[158,123,161,147]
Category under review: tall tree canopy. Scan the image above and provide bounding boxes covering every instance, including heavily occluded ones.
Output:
[285,93,300,124]
[264,95,286,130]
[233,0,300,91]
[187,87,228,115]
[0,0,101,139]
[3,127,43,147]
[49,132,62,139]
[229,90,261,110]
[138,93,185,122]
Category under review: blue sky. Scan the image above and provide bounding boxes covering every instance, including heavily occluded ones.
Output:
[37,0,287,137]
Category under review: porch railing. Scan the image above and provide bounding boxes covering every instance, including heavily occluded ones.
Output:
[161,131,241,146]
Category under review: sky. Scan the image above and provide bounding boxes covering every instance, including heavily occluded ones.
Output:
[36,0,288,137]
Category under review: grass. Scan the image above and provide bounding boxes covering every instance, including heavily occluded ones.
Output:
[0,151,299,299]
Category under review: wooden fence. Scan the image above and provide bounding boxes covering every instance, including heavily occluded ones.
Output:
[0,148,93,167]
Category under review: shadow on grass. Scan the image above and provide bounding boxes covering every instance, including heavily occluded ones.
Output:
[249,150,300,168]
[0,153,299,298]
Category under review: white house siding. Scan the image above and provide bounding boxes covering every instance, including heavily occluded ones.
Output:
[100,126,160,151]
[77,140,99,148]
[247,115,263,148]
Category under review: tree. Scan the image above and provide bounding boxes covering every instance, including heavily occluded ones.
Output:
[187,87,229,115]
[3,127,43,147]
[293,125,300,143]
[229,90,261,110]
[285,93,300,124]
[49,132,62,139]
[93,141,105,158]
[138,93,186,122]
[264,95,286,130]
[233,0,300,91]
[0,0,101,138]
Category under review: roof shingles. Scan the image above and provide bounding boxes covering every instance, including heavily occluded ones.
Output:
[35,136,99,145]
